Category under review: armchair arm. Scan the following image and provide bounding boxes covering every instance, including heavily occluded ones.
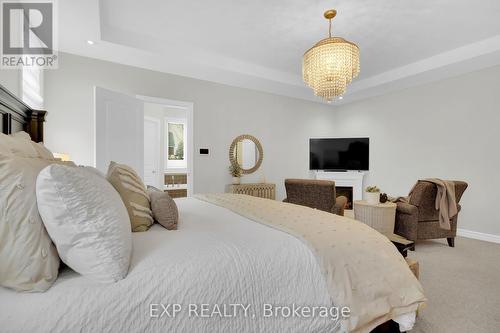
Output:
[395,201,418,242]
[333,196,348,216]
[396,201,418,216]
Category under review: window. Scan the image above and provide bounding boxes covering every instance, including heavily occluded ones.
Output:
[165,118,187,169]
[21,66,44,109]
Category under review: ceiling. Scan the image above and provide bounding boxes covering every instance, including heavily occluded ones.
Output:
[59,0,500,105]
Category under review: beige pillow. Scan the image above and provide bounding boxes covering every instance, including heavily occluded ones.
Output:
[0,132,38,157]
[0,154,60,292]
[148,189,179,230]
[4,132,54,160]
[107,161,153,232]
[32,142,55,160]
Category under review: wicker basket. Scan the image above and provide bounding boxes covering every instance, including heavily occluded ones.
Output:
[353,200,397,234]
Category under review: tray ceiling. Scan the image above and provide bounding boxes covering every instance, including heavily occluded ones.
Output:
[59,0,500,105]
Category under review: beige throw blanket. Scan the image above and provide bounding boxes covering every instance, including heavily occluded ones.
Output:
[405,178,457,230]
[196,193,426,333]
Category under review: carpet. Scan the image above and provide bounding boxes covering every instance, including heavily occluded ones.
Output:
[409,237,500,332]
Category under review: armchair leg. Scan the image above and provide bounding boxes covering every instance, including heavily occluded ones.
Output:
[447,237,455,247]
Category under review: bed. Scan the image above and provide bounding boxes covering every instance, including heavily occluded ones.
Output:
[1,198,340,332]
[0,84,423,332]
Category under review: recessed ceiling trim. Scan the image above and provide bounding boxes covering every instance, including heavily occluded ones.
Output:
[57,1,500,106]
[60,34,500,106]
[348,35,500,95]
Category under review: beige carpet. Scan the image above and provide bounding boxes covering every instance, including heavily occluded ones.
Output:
[409,237,500,332]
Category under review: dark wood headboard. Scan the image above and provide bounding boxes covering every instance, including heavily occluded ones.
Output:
[0,84,46,142]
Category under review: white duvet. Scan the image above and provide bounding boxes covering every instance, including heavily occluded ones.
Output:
[0,197,414,332]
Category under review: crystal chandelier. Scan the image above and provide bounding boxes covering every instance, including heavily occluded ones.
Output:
[302,9,360,102]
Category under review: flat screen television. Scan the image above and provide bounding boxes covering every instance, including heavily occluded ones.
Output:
[309,138,369,171]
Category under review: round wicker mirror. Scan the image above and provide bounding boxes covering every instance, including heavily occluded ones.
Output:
[229,134,263,174]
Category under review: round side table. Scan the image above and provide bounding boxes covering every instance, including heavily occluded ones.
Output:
[353,200,397,235]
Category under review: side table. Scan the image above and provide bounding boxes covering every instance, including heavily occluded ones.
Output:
[353,200,397,234]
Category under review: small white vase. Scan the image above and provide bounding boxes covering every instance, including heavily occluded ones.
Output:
[365,192,380,205]
[232,177,241,185]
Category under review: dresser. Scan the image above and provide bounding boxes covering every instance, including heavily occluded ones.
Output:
[164,173,187,198]
[226,183,276,200]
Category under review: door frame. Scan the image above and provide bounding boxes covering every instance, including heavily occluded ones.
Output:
[144,115,162,188]
[136,95,194,196]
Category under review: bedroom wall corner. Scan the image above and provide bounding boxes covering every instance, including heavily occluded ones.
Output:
[334,65,500,238]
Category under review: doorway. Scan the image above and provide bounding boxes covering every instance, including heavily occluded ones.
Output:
[95,87,194,197]
[138,95,194,197]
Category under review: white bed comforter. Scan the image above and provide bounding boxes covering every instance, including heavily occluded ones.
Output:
[1,197,340,332]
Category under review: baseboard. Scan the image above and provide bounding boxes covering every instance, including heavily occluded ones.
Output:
[457,228,500,244]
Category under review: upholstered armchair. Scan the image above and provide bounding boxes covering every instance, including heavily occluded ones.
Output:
[394,180,468,248]
[283,179,348,216]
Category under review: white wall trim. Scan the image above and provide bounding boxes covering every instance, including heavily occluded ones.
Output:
[457,228,500,244]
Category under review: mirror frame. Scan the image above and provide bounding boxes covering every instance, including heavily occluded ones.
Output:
[229,134,263,174]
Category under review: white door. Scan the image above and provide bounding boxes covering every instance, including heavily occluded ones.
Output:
[95,87,144,178]
[144,117,160,188]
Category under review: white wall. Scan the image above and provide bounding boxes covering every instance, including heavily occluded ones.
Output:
[0,69,21,97]
[335,66,500,237]
[44,52,336,200]
[43,52,498,237]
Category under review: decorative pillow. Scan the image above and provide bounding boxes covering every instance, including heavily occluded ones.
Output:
[2,132,54,160]
[107,161,153,232]
[36,164,132,283]
[32,142,55,160]
[0,154,60,292]
[148,189,179,230]
[0,132,38,157]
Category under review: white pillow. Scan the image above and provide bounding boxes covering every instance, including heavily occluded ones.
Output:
[80,165,106,178]
[36,164,132,283]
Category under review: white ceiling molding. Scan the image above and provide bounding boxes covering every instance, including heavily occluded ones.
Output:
[58,0,500,106]
[339,35,500,104]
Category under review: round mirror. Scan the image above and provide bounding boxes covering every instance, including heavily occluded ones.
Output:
[229,134,263,174]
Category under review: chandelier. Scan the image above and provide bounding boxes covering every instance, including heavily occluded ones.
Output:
[302,9,360,102]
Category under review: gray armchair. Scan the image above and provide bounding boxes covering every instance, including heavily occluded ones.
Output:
[394,180,468,247]
[283,179,348,216]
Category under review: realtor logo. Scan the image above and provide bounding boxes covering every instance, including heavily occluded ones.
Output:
[1,0,58,68]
